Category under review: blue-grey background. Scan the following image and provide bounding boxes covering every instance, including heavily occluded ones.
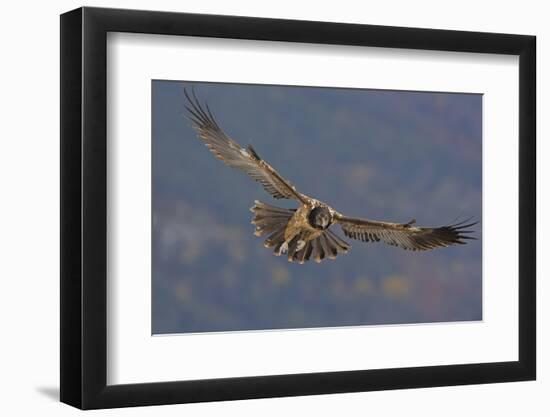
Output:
[152,80,482,334]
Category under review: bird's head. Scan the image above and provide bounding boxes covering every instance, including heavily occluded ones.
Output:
[308,206,332,230]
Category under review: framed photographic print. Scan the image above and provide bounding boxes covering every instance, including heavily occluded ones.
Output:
[60,6,536,409]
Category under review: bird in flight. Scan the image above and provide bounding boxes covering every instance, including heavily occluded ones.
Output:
[184,89,477,264]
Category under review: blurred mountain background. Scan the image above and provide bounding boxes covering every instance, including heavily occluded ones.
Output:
[152,80,482,334]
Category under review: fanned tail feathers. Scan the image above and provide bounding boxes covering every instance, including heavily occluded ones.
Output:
[296,229,350,264]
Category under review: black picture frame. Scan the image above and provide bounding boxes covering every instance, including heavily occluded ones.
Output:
[60,6,536,410]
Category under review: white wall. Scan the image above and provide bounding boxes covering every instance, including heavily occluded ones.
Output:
[0,0,545,415]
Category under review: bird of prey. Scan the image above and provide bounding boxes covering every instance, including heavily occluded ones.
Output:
[184,89,477,264]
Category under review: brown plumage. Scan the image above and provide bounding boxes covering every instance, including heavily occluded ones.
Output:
[184,88,477,263]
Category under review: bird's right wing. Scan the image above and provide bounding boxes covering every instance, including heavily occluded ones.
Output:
[184,89,307,204]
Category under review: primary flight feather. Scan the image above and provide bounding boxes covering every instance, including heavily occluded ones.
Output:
[184,88,477,263]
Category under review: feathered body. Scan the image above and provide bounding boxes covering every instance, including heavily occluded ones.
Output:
[250,200,350,264]
[184,89,477,263]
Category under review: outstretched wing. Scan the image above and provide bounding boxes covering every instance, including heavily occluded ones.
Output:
[184,89,307,203]
[334,213,477,251]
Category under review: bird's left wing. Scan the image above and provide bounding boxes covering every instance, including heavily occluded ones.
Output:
[334,213,477,251]
[184,89,307,204]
